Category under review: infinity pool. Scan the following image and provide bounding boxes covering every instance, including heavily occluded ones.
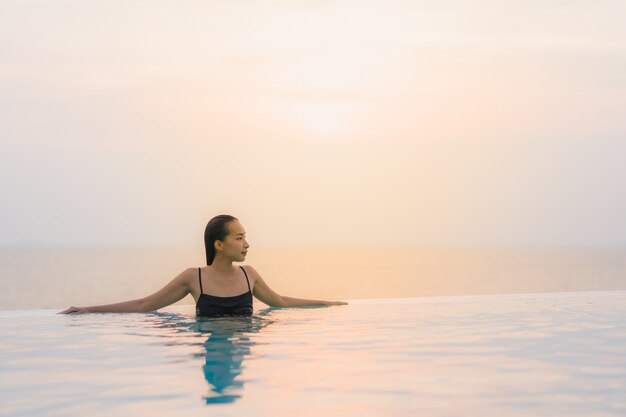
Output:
[2,292,626,416]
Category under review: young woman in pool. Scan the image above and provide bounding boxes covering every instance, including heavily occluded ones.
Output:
[59,214,348,316]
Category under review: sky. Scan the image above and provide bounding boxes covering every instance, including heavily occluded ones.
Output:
[1,0,625,248]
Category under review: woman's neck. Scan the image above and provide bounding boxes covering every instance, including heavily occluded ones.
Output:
[209,257,236,277]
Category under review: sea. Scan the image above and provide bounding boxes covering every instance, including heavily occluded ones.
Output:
[1,246,625,311]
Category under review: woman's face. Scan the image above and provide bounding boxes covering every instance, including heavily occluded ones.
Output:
[221,220,249,261]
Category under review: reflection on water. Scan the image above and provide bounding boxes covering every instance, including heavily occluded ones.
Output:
[144,308,276,404]
[196,317,265,404]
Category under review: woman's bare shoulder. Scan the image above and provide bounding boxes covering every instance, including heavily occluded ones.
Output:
[177,267,197,288]
[240,264,260,284]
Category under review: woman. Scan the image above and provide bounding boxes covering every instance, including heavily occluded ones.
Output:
[58,214,348,316]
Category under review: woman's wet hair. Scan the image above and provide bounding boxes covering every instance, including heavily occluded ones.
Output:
[204,214,238,265]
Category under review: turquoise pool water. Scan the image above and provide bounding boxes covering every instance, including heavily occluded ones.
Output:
[1,292,626,416]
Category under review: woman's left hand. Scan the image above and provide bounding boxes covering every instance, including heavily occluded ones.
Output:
[325,301,348,306]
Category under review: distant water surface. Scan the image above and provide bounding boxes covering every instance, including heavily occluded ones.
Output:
[1,292,625,416]
[1,246,625,311]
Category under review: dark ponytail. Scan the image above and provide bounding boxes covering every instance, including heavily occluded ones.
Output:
[204,215,238,265]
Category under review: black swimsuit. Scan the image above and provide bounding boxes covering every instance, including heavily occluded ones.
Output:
[196,266,254,317]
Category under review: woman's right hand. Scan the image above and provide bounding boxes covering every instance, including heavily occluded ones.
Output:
[57,306,91,314]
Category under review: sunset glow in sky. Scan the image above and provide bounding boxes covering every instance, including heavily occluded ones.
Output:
[1,1,625,248]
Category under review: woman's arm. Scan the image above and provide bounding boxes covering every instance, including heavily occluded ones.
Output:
[245,265,348,307]
[58,268,192,314]
[59,298,144,314]
[281,296,347,307]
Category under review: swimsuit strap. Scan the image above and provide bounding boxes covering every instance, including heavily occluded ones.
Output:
[198,267,203,294]
[240,266,251,292]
